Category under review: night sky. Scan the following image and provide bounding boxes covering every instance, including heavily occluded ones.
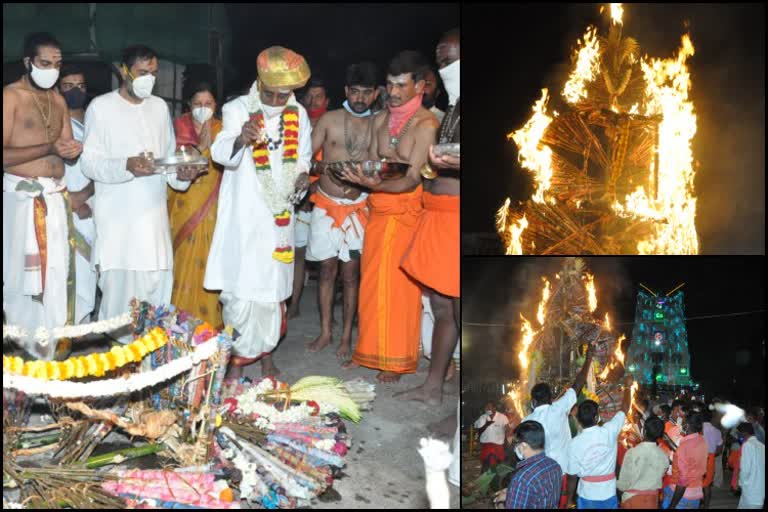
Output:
[462,257,765,422]
[463,3,765,254]
[224,3,459,108]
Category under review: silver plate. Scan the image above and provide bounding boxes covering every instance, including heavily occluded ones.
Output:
[152,156,208,174]
[433,143,460,157]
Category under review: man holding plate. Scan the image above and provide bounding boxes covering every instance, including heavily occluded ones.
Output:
[81,45,206,344]
[204,46,312,378]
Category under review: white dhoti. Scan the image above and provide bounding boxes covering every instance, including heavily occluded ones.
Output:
[98,269,173,343]
[220,292,282,359]
[3,175,70,360]
[449,401,460,487]
[421,294,460,361]
[306,188,367,263]
[294,209,312,249]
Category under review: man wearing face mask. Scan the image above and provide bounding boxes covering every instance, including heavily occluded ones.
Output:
[337,50,439,384]
[305,62,379,363]
[396,27,461,405]
[662,412,708,509]
[474,401,510,474]
[205,46,312,379]
[3,32,83,360]
[59,63,97,325]
[80,45,205,344]
[504,420,563,509]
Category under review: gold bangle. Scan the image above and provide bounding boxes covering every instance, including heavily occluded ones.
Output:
[420,163,437,180]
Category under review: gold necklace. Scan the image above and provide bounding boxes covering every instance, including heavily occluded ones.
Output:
[29,86,53,143]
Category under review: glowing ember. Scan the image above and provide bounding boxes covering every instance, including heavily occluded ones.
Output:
[563,27,601,105]
[508,89,554,203]
[537,278,551,326]
[584,273,598,312]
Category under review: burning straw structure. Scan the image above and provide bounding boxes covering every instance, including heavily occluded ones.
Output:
[506,258,633,423]
[497,3,699,255]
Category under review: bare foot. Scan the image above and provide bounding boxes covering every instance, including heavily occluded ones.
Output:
[444,359,456,382]
[307,333,332,352]
[261,357,281,379]
[287,307,300,319]
[393,384,443,406]
[336,338,352,362]
[225,364,243,380]
[376,371,402,383]
[427,414,457,438]
[341,359,360,370]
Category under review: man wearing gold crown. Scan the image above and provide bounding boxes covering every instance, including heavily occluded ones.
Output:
[204,46,312,378]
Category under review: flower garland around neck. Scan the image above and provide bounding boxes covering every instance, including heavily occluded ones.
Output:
[3,327,168,381]
[247,81,304,264]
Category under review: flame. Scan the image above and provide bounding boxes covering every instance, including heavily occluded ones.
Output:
[598,333,627,380]
[614,334,626,365]
[507,215,529,255]
[519,313,535,370]
[509,89,554,203]
[610,3,624,25]
[612,34,698,254]
[604,313,611,331]
[563,27,601,105]
[584,273,598,312]
[537,278,551,325]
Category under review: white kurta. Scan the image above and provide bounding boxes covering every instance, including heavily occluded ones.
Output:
[64,117,97,323]
[204,95,311,358]
[80,90,189,335]
[3,175,69,360]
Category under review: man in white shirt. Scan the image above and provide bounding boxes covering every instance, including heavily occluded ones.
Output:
[736,422,765,509]
[565,376,632,509]
[59,63,97,325]
[474,401,509,473]
[81,45,205,343]
[205,46,312,378]
[522,342,595,508]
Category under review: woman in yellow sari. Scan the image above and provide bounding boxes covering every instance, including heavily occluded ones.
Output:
[168,82,223,326]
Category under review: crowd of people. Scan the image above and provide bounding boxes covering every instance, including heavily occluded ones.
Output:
[472,347,765,509]
[3,29,460,408]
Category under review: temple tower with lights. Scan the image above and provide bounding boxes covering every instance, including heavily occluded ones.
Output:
[626,284,694,387]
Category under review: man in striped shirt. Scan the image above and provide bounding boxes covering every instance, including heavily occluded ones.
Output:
[505,420,563,509]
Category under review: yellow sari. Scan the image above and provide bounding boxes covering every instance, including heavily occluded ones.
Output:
[168,114,223,326]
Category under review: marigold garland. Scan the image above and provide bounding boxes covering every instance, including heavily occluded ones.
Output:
[2,327,168,381]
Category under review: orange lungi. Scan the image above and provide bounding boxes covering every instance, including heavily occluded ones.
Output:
[352,187,423,373]
[703,452,715,487]
[401,192,459,298]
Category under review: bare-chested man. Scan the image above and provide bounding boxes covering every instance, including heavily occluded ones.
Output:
[305,62,380,363]
[397,28,461,405]
[3,32,84,360]
[338,51,439,383]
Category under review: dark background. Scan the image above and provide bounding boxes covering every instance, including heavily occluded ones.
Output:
[225,3,458,108]
[462,3,765,254]
[462,257,766,425]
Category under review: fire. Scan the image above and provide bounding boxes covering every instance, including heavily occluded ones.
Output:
[584,273,598,312]
[614,334,626,365]
[537,278,551,325]
[563,26,601,105]
[604,313,611,331]
[509,89,554,203]
[598,334,627,380]
[507,215,529,255]
[612,34,698,254]
[610,3,624,25]
[519,313,536,370]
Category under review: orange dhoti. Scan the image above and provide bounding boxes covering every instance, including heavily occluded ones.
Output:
[352,187,423,374]
[401,192,459,298]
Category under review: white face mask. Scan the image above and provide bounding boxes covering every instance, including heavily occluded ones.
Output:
[28,62,59,90]
[192,106,213,124]
[262,103,286,119]
[438,59,460,106]
[514,444,525,460]
[130,74,156,99]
